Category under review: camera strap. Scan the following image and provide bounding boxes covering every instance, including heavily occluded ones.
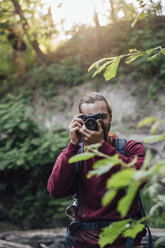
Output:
[99,119,107,141]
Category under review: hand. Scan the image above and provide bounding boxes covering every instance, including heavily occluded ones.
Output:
[69,114,84,145]
[80,120,104,145]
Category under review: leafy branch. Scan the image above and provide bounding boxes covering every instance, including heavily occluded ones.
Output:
[88,46,165,81]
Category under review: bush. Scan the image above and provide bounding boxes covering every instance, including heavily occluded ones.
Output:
[0,94,70,229]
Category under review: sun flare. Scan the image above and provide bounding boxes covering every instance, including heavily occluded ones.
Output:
[42,0,108,31]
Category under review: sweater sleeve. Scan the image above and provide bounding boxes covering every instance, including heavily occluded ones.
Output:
[47,142,80,198]
[99,140,145,170]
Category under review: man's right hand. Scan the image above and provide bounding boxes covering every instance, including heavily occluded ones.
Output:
[69,114,84,145]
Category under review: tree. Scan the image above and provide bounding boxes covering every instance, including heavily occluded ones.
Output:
[10,0,47,64]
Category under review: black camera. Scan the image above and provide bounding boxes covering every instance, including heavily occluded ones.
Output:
[80,113,103,131]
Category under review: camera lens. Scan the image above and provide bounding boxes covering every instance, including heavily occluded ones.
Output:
[85,118,98,131]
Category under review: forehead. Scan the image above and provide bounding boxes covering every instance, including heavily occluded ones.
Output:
[81,100,108,115]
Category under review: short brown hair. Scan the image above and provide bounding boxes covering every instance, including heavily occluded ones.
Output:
[79,92,112,119]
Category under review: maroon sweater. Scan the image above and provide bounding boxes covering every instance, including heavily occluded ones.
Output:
[47,138,145,248]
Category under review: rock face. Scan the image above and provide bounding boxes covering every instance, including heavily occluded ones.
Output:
[0,228,165,248]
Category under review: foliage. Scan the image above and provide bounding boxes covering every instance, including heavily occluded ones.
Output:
[1,14,165,99]
[26,57,86,92]
[88,46,165,81]
[0,94,70,229]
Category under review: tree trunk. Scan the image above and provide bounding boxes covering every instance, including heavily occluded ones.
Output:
[109,0,116,23]
[10,0,47,64]
[93,9,100,28]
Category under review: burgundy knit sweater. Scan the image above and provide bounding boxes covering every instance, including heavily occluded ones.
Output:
[47,138,145,248]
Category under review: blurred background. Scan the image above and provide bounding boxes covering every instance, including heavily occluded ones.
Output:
[0,0,165,236]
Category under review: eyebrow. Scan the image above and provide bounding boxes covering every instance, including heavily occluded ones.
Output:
[99,113,108,116]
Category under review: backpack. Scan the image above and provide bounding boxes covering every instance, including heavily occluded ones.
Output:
[65,138,152,248]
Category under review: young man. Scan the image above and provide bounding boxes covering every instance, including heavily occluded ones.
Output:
[47,92,145,248]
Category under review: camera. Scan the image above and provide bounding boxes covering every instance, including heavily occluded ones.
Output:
[80,113,103,131]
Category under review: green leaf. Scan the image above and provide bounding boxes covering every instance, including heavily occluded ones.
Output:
[138,12,146,20]
[154,236,165,248]
[136,116,158,129]
[92,61,113,78]
[152,160,165,173]
[106,169,135,189]
[117,181,140,217]
[123,223,145,238]
[133,170,149,182]
[126,54,143,64]
[85,143,102,150]
[147,53,160,61]
[102,189,117,206]
[129,49,139,53]
[144,133,165,143]
[103,57,122,81]
[161,48,165,55]
[142,150,152,170]
[68,152,95,163]
[131,12,146,28]
[87,155,120,178]
[127,156,137,168]
[99,219,130,247]
[88,58,113,72]
[146,48,154,55]
[150,121,160,134]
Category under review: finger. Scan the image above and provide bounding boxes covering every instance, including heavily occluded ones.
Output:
[72,121,82,128]
[70,126,81,133]
[97,120,103,131]
[81,125,91,133]
[72,117,84,125]
[80,128,91,138]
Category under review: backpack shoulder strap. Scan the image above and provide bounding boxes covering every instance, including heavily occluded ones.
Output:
[115,137,127,156]
[75,141,84,220]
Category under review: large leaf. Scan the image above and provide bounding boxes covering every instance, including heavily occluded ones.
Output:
[106,168,135,189]
[123,223,145,238]
[68,152,95,163]
[102,189,117,206]
[92,60,113,78]
[103,57,122,81]
[99,219,130,247]
[87,155,120,178]
[117,181,140,217]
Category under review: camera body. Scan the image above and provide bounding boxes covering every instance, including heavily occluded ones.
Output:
[80,113,103,131]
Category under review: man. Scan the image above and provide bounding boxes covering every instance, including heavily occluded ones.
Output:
[47,92,145,248]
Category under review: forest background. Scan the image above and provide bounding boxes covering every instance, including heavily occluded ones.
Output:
[0,0,165,232]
